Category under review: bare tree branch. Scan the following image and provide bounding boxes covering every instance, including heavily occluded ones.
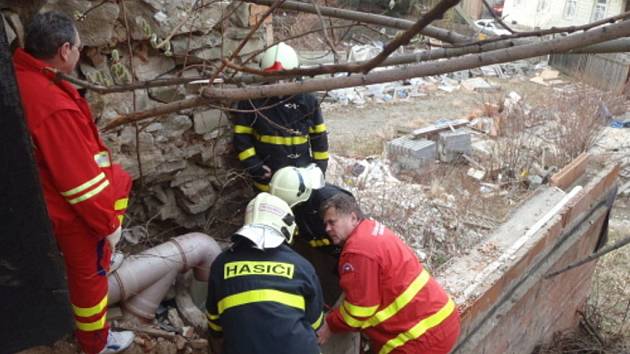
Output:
[307,0,339,60]
[101,20,630,128]
[360,0,462,73]
[545,234,630,279]
[201,19,630,100]
[120,0,146,188]
[103,96,210,131]
[480,0,515,33]
[56,35,630,96]
[243,0,470,44]
[207,0,286,84]
[462,10,630,47]
[154,0,199,49]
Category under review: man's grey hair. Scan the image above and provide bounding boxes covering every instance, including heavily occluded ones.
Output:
[25,11,77,59]
[320,193,365,220]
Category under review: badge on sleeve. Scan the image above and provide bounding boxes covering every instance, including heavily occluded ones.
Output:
[341,262,354,273]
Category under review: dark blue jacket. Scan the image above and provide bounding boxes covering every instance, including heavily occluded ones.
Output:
[207,240,324,354]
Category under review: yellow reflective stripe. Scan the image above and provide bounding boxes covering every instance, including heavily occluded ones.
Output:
[234,125,254,134]
[238,147,256,161]
[207,311,219,321]
[344,301,379,318]
[208,320,223,332]
[311,312,324,329]
[72,295,108,318]
[340,304,364,328]
[308,238,331,247]
[254,182,270,192]
[67,180,110,205]
[257,134,308,145]
[313,151,329,160]
[75,314,107,332]
[217,289,305,315]
[60,172,106,197]
[378,299,456,354]
[363,269,430,328]
[117,215,124,224]
[114,198,128,211]
[308,124,327,134]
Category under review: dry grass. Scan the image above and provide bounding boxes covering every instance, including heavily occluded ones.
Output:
[481,88,625,185]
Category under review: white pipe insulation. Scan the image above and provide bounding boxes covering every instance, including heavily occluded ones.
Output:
[108,232,221,321]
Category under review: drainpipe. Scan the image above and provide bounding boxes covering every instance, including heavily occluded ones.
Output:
[108,232,221,321]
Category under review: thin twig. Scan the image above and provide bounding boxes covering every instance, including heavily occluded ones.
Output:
[75,0,110,22]
[206,0,287,85]
[360,0,462,73]
[458,10,630,48]
[480,0,515,34]
[154,0,199,49]
[545,234,630,278]
[120,0,145,189]
[308,0,339,60]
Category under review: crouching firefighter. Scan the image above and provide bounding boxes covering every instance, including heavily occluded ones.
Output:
[269,164,354,306]
[206,193,325,354]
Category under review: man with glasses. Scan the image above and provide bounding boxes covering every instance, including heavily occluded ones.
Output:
[13,11,134,354]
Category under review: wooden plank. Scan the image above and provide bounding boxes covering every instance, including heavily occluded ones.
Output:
[410,118,469,138]
[549,152,590,190]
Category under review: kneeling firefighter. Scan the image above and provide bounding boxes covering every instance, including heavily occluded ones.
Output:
[269,164,354,306]
[206,192,325,354]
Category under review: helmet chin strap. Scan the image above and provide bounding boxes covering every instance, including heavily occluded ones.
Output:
[295,169,306,198]
[281,213,296,243]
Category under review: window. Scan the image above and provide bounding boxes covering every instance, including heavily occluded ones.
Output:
[563,0,577,18]
[592,0,608,21]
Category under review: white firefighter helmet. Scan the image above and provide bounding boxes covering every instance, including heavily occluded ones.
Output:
[234,192,297,249]
[260,42,299,72]
[270,164,325,207]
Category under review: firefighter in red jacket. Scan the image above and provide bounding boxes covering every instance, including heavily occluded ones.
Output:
[317,193,460,354]
[13,12,134,354]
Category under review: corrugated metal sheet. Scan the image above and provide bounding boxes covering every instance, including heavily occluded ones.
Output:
[550,52,630,92]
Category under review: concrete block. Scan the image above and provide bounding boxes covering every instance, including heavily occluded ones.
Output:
[438,129,471,162]
[386,136,436,171]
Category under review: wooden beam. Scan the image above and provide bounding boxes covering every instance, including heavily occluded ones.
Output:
[550,152,590,190]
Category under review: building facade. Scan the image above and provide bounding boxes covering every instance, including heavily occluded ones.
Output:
[503,0,627,29]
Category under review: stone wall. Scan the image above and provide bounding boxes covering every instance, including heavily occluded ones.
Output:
[2,0,267,237]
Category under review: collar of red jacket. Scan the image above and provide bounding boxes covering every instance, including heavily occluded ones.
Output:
[13,48,81,100]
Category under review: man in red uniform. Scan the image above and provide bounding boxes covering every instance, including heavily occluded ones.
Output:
[13,11,134,354]
[317,193,460,354]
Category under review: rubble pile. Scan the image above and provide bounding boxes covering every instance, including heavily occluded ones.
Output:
[3,1,267,231]
[326,155,488,269]
[324,44,548,105]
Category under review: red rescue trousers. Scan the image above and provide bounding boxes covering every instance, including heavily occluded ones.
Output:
[56,227,112,354]
[55,173,130,354]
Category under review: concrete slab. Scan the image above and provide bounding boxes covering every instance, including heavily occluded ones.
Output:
[386,137,436,171]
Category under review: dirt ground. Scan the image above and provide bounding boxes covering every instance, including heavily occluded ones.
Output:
[323,77,553,157]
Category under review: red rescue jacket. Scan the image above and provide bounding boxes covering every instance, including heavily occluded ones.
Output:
[13,48,131,238]
[326,219,457,354]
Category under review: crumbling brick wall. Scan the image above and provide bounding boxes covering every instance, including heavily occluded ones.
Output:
[2,0,267,237]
